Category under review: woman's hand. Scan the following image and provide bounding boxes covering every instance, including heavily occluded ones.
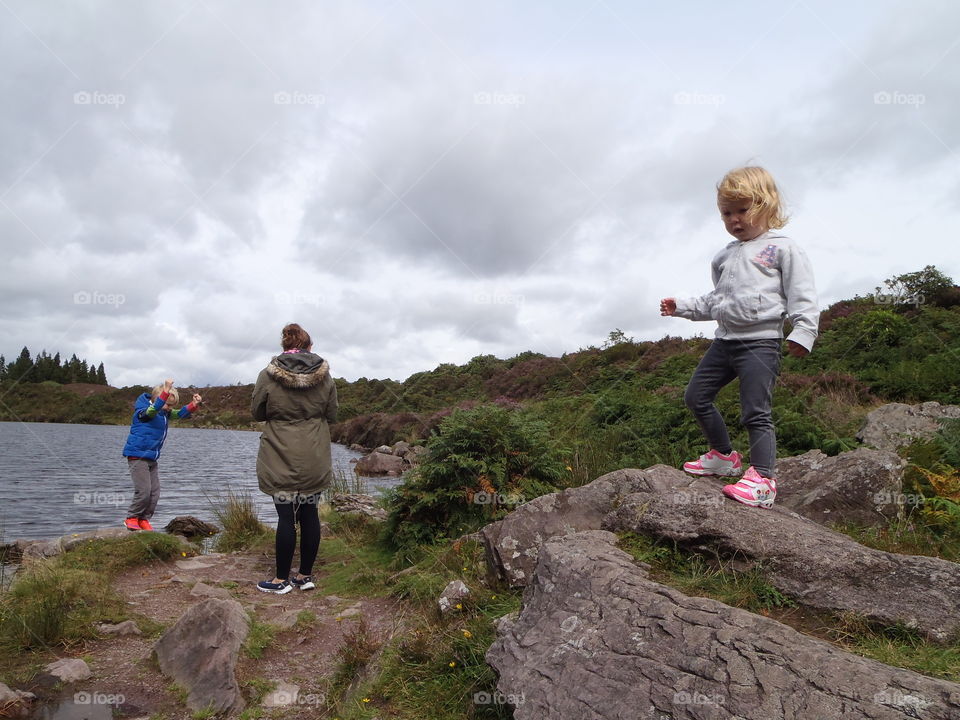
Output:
[163,378,174,391]
[659,298,677,316]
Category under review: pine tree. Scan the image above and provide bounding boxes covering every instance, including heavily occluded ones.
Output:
[7,347,34,382]
[0,355,6,381]
[96,362,107,386]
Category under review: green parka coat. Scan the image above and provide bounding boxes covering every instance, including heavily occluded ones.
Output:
[251,351,339,499]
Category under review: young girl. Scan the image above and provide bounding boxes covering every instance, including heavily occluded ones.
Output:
[659,166,819,508]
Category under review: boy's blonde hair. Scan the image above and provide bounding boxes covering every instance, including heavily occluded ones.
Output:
[151,385,179,405]
[717,166,787,230]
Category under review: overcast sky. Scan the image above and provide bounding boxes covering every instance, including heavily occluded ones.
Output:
[1,0,958,387]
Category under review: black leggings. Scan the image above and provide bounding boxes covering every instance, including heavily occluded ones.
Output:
[274,495,321,580]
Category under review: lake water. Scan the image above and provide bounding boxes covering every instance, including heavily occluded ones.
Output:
[0,421,401,543]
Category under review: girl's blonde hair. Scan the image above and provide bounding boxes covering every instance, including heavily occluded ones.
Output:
[151,385,179,404]
[717,166,788,230]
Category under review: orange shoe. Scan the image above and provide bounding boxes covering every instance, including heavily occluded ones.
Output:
[138,518,155,531]
[124,517,141,531]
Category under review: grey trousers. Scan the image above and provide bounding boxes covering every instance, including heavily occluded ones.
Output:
[683,338,781,478]
[127,457,160,519]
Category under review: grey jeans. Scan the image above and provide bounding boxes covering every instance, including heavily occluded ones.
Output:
[127,457,160,519]
[683,339,781,478]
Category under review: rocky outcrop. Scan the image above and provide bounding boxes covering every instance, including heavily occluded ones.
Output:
[164,516,219,537]
[480,451,913,589]
[330,493,387,521]
[153,598,250,715]
[857,401,960,451]
[609,473,960,641]
[479,467,677,586]
[776,448,906,527]
[353,440,428,477]
[487,531,960,720]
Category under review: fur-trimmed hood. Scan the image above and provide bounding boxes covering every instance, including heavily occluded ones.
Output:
[265,351,330,389]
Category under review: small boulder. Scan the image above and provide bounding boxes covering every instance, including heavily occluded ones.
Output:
[43,658,92,683]
[165,516,220,537]
[354,451,406,477]
[858,401,960,451]
[153,598,249,715]
[392,440,411,456]
[97,620,142,636]
[0,681,36,710]
[375,444,393,454]
[438,579,470,614]
[330,493,388,521]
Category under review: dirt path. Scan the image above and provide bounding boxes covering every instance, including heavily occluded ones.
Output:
[65,546,403,719]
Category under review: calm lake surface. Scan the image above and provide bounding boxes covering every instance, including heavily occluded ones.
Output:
[0,422,401,543]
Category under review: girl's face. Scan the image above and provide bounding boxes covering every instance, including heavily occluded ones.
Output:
[719,197,767,241]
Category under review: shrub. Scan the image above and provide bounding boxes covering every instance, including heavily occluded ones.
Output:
[383,405,568,554]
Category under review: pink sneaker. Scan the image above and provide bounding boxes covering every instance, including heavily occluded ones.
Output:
[723,467,777,508]
[683,449,743,477]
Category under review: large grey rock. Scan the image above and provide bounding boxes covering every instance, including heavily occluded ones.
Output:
[153,598,249,715]
[776,448,906,527]
[488,530,960,720]
[857,401,960,451]
[354,451,406,476]
[479,467,679,587]
[607,476,960,642]
[330,493,388,521]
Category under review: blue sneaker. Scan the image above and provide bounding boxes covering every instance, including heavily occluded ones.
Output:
[289,575,315,591]
[257,579,292,594]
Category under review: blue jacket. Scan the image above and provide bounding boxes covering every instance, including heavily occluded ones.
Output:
[122,393,192,460]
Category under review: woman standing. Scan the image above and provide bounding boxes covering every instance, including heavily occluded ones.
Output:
[251,323,338,594]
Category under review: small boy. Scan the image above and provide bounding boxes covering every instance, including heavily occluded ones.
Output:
[660,166,819,508]
[122,378,202,530]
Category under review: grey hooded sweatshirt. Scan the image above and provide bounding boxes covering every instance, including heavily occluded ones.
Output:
[673,232,819,351]
[251,351,339,498]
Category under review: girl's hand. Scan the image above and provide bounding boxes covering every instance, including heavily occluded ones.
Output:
[659,298,677,316]
[163,378,174,391]
[786,341,809,358]
[193,393,203,405]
